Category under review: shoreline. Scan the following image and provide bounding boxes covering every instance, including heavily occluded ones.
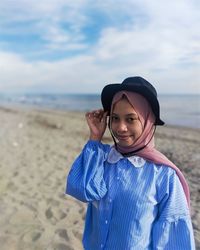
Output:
[0,102,199,130]
[0,105,199,249]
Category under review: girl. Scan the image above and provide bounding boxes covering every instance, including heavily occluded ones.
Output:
[66,76,195,249]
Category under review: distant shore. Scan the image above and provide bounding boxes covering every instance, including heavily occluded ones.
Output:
[0,105,199,249]
[0,92,199,129]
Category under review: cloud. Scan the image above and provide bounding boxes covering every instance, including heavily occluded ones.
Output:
[0,0,90,54]
[0,0,199,94]
[0,47,199,95]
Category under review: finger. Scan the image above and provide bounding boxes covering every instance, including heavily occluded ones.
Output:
[85,112,91,118]
[85,112,94,120]
[100,111,108,123]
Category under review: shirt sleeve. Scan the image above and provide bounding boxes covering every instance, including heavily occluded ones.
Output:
[65,140,109,202]
[152,168,195,249]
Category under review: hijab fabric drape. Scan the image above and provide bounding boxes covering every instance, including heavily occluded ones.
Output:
[110,91,190,208]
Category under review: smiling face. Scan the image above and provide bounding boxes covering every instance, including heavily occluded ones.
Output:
[111,96,143,147]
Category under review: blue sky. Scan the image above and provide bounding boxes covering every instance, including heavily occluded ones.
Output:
[0,0,199,94]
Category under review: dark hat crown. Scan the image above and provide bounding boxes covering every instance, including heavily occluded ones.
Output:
[101,76,164,126]
[122,76,157,97]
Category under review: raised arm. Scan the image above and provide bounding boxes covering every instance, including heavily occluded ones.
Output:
[66,109,109,202]
[85,109,108,141]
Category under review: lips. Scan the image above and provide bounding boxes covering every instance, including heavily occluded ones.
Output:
[116,135,130,141]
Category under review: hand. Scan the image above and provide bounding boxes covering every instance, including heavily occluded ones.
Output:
[85,109,108,141]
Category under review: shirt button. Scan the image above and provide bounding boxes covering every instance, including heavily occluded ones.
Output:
[117,176,120,180]
[105,220,108,224]
[101,243,104,248]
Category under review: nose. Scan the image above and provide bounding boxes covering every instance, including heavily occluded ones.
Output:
[117,121,128,133]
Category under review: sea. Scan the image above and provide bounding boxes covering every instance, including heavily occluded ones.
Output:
[0,93,199,129]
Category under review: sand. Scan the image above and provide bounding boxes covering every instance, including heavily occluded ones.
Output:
[0,105,199,250]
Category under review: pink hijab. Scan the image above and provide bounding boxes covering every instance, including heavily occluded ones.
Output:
[110,91,190,208]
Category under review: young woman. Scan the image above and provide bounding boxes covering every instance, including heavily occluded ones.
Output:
[66,76,195,249]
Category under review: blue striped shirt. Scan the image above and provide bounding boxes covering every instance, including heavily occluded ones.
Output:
[66,140,195,250]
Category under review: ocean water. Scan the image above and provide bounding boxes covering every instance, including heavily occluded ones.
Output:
[0,93,199,129]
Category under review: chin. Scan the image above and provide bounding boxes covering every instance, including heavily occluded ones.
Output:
[118,140,133,147]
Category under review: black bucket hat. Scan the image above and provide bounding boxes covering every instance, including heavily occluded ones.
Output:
[101,76,164,125]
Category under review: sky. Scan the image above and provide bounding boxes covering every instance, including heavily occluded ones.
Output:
[0,0,200,94]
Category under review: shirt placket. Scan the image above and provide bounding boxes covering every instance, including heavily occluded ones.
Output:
[99,194,113,249]
[99,161,122,249]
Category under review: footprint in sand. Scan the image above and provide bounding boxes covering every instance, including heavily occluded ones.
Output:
[45,207,53,219]
[55,228,69,241]
[21,227,44,243]
[72,229,82,242]
[52,229,74,250]
[52,243,74,250]
[32,231,42,242]
[57,210,67,220]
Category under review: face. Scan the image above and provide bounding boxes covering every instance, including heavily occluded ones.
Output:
[111,97,143,147]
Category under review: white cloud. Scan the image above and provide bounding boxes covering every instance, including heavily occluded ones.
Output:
[0,52,39,92]
[0,47,199,95]
[0,0,199,94]
[0,0,89,51]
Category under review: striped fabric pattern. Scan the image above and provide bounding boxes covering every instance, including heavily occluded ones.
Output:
[66,140,195,250]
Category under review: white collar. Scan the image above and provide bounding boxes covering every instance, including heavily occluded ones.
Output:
[107,147,146,168]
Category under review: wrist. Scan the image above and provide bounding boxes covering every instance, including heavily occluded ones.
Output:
[89,135,102,141]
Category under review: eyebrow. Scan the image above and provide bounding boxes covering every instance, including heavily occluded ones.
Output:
[112,113,138,117]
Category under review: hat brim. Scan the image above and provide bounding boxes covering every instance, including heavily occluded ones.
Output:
[101,83,165,126]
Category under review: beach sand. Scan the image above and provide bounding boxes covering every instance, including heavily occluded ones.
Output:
[0,106,199,250]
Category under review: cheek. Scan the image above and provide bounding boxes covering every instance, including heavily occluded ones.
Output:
[110,123,117,133]
[136,123,143,136]
[131,122,143,135]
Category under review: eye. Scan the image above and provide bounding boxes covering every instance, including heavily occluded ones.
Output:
[111,115,119,122]
[127,117,138,123]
